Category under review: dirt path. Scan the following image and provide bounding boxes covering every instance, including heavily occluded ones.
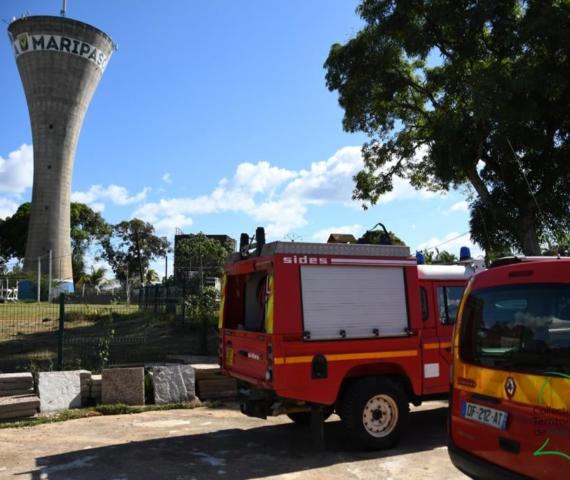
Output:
[0,401,466,479]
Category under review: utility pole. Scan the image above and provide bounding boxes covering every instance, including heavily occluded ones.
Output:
[165,254,168,284]
[37,256,41,302]
[48,249,52,301]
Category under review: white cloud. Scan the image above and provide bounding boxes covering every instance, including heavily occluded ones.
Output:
[162,172,172,184]
[134,146,448,239]
[447,200,469,214]
[416,232,483,258]
[251,199,308,239]
[153,214,193,237]
[72,184,150,207]
[0,198,19,219]
[283,146,362,204]
[90,202,105,213]
[311,224,364,243]
[378,176,444,204]
[0,144,33,194]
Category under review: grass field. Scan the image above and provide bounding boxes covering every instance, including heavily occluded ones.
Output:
[0,302,140,341]
[0,301,217,373]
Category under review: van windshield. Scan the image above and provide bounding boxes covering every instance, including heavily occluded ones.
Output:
[459,284,570,375]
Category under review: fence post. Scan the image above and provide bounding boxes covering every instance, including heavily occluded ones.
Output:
[57,293,65,370]
[181,277,186,324]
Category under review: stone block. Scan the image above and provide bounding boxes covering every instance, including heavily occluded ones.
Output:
[102,368,144,406]
[38,371,82,412]
[0,372,33,390]
[0,395,40,420]
[152,365,195,405]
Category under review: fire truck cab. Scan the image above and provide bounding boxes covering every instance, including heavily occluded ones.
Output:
[219,230,480,449]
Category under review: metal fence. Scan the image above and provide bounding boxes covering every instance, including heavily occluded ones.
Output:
[0,291,219,374]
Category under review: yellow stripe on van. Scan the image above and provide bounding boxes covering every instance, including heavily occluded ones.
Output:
[454,363,570,410]
[274,349,418,365]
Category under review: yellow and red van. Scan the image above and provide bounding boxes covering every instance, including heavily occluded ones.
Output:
[449,257,570,479]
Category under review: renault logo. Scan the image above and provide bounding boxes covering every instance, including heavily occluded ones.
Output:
[505,377,516,399]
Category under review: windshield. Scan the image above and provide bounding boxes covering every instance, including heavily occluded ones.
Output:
[459,284,570,374]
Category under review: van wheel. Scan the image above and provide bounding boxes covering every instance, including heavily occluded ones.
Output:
[339,377,408,449]
[287,407,333,425]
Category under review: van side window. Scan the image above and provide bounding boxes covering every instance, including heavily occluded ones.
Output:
[437,286,465,325]
[420,287,429,321]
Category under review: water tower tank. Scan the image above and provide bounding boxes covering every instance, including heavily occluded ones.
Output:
[8,16,114,291]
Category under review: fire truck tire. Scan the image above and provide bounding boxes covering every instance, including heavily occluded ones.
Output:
[339,377,409,449]
[286,407,333,425]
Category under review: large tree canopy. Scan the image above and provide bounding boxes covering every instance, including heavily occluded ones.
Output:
[325,0,570,255]
[101,219,168,285]
[0,202,110,282]
[70,203,111,284]
[175,233,231,281]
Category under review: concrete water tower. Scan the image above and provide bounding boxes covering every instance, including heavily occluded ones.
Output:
[8,7,114,291]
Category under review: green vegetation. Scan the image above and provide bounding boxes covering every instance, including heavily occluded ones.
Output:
[0,301,208,372]
[101,219,169,287]
[325,0,570,255]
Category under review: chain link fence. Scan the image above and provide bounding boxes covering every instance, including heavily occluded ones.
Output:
[0,288,219,374]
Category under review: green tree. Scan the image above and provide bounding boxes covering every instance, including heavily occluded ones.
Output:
[145,268,160,285]
[0,202,31,259]
[175,233,231,283]
[70,203,111,284]
[358,226,406,245]
[325,0,570,255]
[434,250,458,264]
[101,219,168,286]
[0,202,110,283]
[77,266,108,296]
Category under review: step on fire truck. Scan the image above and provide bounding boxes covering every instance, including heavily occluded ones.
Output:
[219,226,483,449]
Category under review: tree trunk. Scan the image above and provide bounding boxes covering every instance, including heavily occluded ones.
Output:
[517,216,541,256]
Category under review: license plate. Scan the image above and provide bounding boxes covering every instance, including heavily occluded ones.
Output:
[461,401,508,430]
[225,347,234,367]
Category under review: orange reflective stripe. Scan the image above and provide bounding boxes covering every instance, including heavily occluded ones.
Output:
[274,349,418,365]
[423,341,451,350]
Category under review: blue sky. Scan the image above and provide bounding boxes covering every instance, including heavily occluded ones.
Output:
[0,0,479,275]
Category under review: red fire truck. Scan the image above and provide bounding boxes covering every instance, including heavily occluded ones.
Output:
[219,228,480,448]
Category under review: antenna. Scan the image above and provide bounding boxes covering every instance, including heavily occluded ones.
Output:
[60,0,67,17]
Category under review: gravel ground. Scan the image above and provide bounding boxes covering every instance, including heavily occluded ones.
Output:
[0,401,467,480]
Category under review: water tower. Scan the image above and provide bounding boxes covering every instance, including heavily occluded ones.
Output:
[8,9,114,292]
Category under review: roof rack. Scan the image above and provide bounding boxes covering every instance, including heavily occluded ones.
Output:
[260,241,410,258]
[489,255,565,269]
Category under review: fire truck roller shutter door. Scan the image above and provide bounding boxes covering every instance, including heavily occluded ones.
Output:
[300,266,409,340]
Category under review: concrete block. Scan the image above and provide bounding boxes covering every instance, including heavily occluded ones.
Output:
[38,371,81,412]
[102,368,144,406]
[152,365,195,405]
[0,395,40,420]
[0,373,33,390]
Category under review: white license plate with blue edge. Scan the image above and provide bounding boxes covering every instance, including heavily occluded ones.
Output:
[461,401,508,430]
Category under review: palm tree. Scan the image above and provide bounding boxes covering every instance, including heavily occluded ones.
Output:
[89,266,107,294]
[145,269,160,285]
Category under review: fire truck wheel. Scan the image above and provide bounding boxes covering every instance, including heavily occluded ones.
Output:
[286,407,333,425]
[339,377,409,449]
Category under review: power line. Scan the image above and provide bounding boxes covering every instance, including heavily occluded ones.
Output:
[422,231,470,252]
